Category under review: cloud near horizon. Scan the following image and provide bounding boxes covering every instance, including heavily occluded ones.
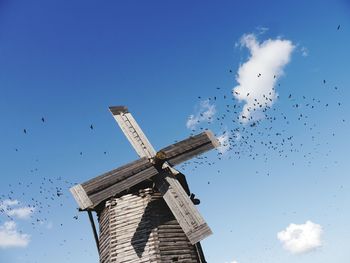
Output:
[0,221,30,248]
[277,220,322,254]
[233,33,294,122]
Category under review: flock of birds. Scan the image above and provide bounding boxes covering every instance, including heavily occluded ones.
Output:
[179,76,345,177]
[2,75,344,228]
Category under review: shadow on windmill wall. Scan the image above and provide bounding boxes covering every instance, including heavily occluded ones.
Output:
[131,197,173,258]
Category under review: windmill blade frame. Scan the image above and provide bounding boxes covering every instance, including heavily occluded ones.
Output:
[108,106,217,244]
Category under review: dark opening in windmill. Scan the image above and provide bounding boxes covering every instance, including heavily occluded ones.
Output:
[70,106,220,263]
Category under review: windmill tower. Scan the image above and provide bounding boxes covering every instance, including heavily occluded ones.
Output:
[70,106,220,263]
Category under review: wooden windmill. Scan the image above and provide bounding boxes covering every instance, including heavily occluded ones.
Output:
[70,106,220,263]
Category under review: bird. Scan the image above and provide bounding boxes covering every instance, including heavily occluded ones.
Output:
[41,117,45,123]
[23,129,27,134]
[337,24,340,30]
[90,124,94,130]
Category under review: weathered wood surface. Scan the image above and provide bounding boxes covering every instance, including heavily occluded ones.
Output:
[97,188,203,263]
[109,106,156,159]
[159,131,220,166]
[153,168,212,244]
[71,106,219,250]
[70,158,158,209]
[107,107,216,243]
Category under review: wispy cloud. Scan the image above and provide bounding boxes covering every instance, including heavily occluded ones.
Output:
[0,221,30,248]
[186,100,216,130]
[300,46,309,57]
[217,132,230,154]
[233,33,294,122]
[0,199,34,220]
[277,220,322,254]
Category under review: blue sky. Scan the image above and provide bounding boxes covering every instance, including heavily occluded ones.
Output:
[0,1,349,262]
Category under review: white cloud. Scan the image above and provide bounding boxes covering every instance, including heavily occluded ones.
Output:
[186,100,216,130]
[277,220,322,254]
[217,132,230,154]
[0,221,30,248]
[225,260,238,263]
[233,33,294,122]
[1,200,19,207]
[6,207,34,220]
[0,199,34,220]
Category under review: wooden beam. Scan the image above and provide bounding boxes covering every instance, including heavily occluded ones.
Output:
[159,131,220,166]
[70,157,158,210]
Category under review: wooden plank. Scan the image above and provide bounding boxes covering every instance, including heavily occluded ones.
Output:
[153,168,213,244]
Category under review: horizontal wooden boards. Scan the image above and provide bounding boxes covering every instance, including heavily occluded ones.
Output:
[70,157,159,210]
[98,189,202,263]
[153,169,212,244]
[159,131,220,166]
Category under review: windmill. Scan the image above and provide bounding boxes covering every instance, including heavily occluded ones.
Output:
[70,106,220,262]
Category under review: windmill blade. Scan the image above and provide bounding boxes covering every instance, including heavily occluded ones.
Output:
[106,107,218,243]
[70,157,159,210]
[109,106,156,158]
[153,168,212,244]
[71,131,220,210]
[157,131,220,166]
